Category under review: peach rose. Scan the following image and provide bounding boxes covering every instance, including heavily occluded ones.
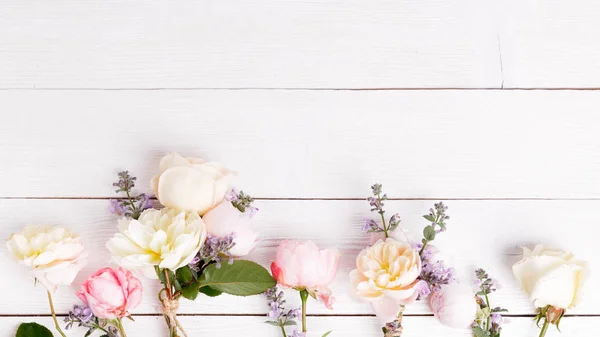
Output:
[350,239,422,323]
[77,267,143,319]
[271,240,340,309]
[151,153,235,215]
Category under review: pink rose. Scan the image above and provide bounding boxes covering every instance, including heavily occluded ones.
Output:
[202,201,258,257]
[77,267,143,319]
[271,240,340,309]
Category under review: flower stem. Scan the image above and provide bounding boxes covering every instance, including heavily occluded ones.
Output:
[279,322,288,337]
[116,318,128,337]
[539,317,550,337]
[418,242,427,256]
[483,292,491,331]
[46,291,67,337]
[300,290,309,333]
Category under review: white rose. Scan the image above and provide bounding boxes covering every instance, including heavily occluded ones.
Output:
[512,244,590,309]
[429,283,478,329]
[202,201,258,257]
[6,225,87,292]
[107,208,207,278]
[151,152,235,215]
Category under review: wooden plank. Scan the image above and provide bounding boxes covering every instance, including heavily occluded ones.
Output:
[0,0,501,89]
[0,90,599,198]
[1,199,597,315]
[0,316,595,337]
[496,0,600,88]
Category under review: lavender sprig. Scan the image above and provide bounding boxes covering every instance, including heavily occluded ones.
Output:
[190,233,236,271]
[419,202,449,256]
[414,246,455,299]
[109,171,153,219]
[64,305,119,336]
[472,269,508,337]
[264,286,302,337]
[364,184,401,238]
[227,188,258,217]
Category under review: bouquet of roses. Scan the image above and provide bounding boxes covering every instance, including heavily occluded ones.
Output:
[349,184,478,336]
[106,153,275,336]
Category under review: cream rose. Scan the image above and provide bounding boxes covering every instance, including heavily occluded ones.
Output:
[7,225,87,292]
[107,208,207,278]
[350,238,422,323]
[512,244,589,309]
[151,153,235,215]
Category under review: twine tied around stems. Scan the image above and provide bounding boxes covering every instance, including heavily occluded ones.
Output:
[160,291,188,337]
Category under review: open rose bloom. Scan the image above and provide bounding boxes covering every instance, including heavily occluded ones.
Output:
[77,267,143,319]
[513,245,590,309]
[350,238,422,323]
[6,225,87,292]
[271,240,340,309]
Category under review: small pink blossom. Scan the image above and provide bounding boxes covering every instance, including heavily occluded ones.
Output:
[271,240,340,309]
[77,267,143,319]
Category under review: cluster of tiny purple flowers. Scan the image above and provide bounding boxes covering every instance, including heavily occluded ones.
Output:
[227,188,259,217]
[414,245,456,299]
[363,184,401,236]
[109,171,153,219]
[64,305,120,337]
[264,286,304,337]
[189,233,236,270]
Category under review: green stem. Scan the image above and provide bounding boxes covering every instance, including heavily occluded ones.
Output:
[483,292,491,331]
[539,317,550,337]
[300,290,309,333]
[116,318,128,337]
[380,211,389,238]
[46,291,67,337]
[419,242,428,256]
[279,322,288,337]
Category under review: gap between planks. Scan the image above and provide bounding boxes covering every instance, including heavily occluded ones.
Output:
[5,87,600,91]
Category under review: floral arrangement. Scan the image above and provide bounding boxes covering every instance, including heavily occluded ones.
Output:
[512,245,589,337]
[4,164,593,337]
[106,153,275,336]
[265,240,340,337]
[350,184,477,336]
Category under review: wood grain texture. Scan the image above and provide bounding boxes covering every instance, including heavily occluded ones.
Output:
[496,0,600,88]
[0,316,594,337]
[1,199,597,315]
[0,0,502,89]
[1,90,600,199]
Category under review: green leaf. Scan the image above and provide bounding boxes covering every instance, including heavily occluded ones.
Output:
[423,225,436,241]
[321,331,332,337]
[198,285,223,297]
[181,281,201,301]
[264,321,281,327]
[423,214,436,222]
[282,321,297,326]
[176,266,194,285]
[199,260,276,296]
[16,323,53,337]
[472,326,490,337]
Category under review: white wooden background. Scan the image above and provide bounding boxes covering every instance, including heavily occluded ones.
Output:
[1,1,599,336]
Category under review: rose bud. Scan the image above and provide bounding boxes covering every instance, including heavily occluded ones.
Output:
[151,152,235,215]
[202,201,258,257]
[429,283,478,329]
[77,267,143,319]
